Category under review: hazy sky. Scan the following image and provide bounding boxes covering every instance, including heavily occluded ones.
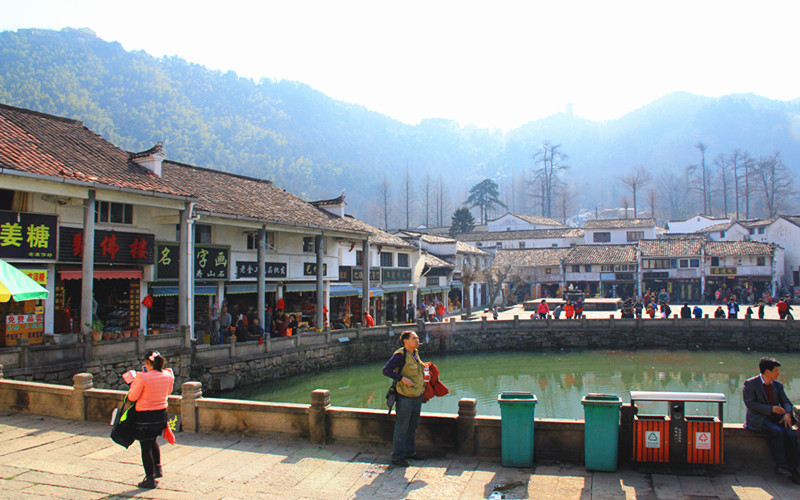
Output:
[2,0,798,130]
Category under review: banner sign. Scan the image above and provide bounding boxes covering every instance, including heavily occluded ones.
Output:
[303,262,328,276]
[60,227,154,265]
[155,243,229,280]
[353,267,381,282]
[236,261,287,279]
[0,211,58,260]
[710,267,737,276]
[382,268,412,283]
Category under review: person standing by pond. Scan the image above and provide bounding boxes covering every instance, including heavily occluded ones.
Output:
[382,331,425,467]
[128,350,174,489]
[743,357,800,483]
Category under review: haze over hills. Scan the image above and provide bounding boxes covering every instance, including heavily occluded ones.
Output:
[1,27,798,227]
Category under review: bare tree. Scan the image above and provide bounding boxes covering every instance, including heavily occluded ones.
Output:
[400,165,416,229]
[713,153,731,217]
[686,142,711,215]
[459,263,486,317]
[753,152,794,217]
[532,142,569,218]
[741,151,756,219]
[647,188,657,219]
[377,175,393,230]
[617,165,652,217]
[434,175,452,227]
[420,174,433,228]
[657,171,692,220]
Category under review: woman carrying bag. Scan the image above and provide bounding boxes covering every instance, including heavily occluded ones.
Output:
[128,350,174,489]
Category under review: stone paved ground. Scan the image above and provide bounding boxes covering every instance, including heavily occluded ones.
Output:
[2,413,800,499]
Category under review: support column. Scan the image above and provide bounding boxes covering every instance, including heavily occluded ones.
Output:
[309,389,330,444]
[457,398,477,455]
[258,226,266,329]
[181,381,203,432]
[315,234,324,330]
[80,190,95,344]
[179,203,195,341]
[72,373,93,421]
[362,238,370,325]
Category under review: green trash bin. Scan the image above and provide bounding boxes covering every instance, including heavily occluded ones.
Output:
[581,393,623,471]
[498,391,537,467]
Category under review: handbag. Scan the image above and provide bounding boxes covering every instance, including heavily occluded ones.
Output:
[110,393,137,448]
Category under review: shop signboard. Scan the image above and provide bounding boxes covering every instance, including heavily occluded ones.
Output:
[644,272,669,279]
[155,242,230,280]
[616,273,635,281]
[426,276,440,287]
[600,272,616,281]
[710,267,737,276]
[0,211,58,260]
[235,261,287,279]
[20,269,48,285]
[303,262,328,276]
[60,227,154,265]
[352,267,381,282]
[382,268,412,284]
[338,265,352,282]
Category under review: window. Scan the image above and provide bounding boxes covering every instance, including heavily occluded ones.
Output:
[380,252,393,267]
[572,265,580,272]
[690,259,700,268]
[195,224,211,244]
[302,236,315,253]
[398,253,409,267]
[0,189,14,211]
[476,242,482,247]
[246,231,275,250]
[749,228,755,235]
[711,257,720,266]
[627,231,644,242]
[679,259,689,268]
[497,242,503,248]
[757,256,766,266]
[593,232,611,243]
[552,243,558,247]
[584,265,592,272]
[758,227,765,234]
[720,231,726,238]
[356,250,363,266]
[95,201,133,224]
[601,265,614,272]
[519,241,526,249]
[644,259,671,269]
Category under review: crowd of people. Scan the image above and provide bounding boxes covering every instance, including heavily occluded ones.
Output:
[207,300,314,344]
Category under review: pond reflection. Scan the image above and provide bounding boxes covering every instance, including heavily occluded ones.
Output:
[222,350,800,423]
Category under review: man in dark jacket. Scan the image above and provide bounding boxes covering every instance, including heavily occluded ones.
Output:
[680,303,692,319]
[743,357,800,482]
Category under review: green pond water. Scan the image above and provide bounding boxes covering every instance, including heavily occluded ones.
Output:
[222,350,800,423]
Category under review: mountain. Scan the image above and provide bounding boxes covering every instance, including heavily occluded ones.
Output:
[1,27,798,225]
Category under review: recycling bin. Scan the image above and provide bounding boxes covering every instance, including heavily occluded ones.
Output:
[630,391,726,465]
[498,392,537,467]
[582,393,623,471]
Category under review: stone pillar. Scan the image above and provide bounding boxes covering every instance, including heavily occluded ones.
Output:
[80,190,95,352]
[181,381,203,432]
[315,235,324,331]
[309,389,330,444]
[481,316,487,331]
[457,398,477,455]
[362,238,370,326]
[72,373,93,421]
[179,202,195,341]
[514,315,520,330]
[258,226,266,329]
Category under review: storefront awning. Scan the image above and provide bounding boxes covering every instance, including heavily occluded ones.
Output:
[60,269,142,280]
[285,283,319,293]
[151,286,179,297]
[194,286,217,295]
[451,280,464,288]
[419,286,446,294]
[381,283,416,292]
[358,286,384,297]
[330,283,360,297]
[226,283,278,294]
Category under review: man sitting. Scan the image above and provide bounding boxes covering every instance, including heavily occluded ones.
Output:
[743,357,800,483]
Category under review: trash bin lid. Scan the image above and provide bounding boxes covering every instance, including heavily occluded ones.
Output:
[630,391,726,403]
[497,391,537,403]
[581,393,622,405]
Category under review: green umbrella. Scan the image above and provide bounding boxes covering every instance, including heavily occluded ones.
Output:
[0,259,49,302]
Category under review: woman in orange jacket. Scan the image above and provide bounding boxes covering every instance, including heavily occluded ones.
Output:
[564,301,575,319]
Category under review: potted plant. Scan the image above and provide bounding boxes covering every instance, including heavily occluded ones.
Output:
[86,320,104,342]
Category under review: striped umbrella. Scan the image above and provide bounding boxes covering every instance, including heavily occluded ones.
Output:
[0,259,49,302]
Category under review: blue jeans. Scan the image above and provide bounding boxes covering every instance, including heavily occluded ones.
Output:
[391,393,423,461]
[760,418,799,469]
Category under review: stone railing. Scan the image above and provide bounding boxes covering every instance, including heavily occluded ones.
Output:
[0,370,775,471]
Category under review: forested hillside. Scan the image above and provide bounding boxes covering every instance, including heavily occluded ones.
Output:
[1,27,798,226]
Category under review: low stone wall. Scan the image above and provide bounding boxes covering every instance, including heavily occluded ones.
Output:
[0,372,780,471]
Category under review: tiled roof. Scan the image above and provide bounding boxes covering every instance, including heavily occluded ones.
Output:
[660,233,710,241]
[310,194,346,206]
[738,218,776,228]
[563,244,637,264]
[399,231,457,245]
[584,218,656,229]
[781,215,800,228]
[494,248,572,268]
[455,227,584,242]
[456,241,491,256]
[423,252,453,268]
[694,222,734,233]
[159,161,363,234]
[0,103,190,198]
[703,240,775,257]
[500,213,564,227]
[639,238,703,257]
[317,215,415,247]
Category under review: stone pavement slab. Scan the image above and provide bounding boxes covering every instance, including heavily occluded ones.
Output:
[2,411,800,499]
